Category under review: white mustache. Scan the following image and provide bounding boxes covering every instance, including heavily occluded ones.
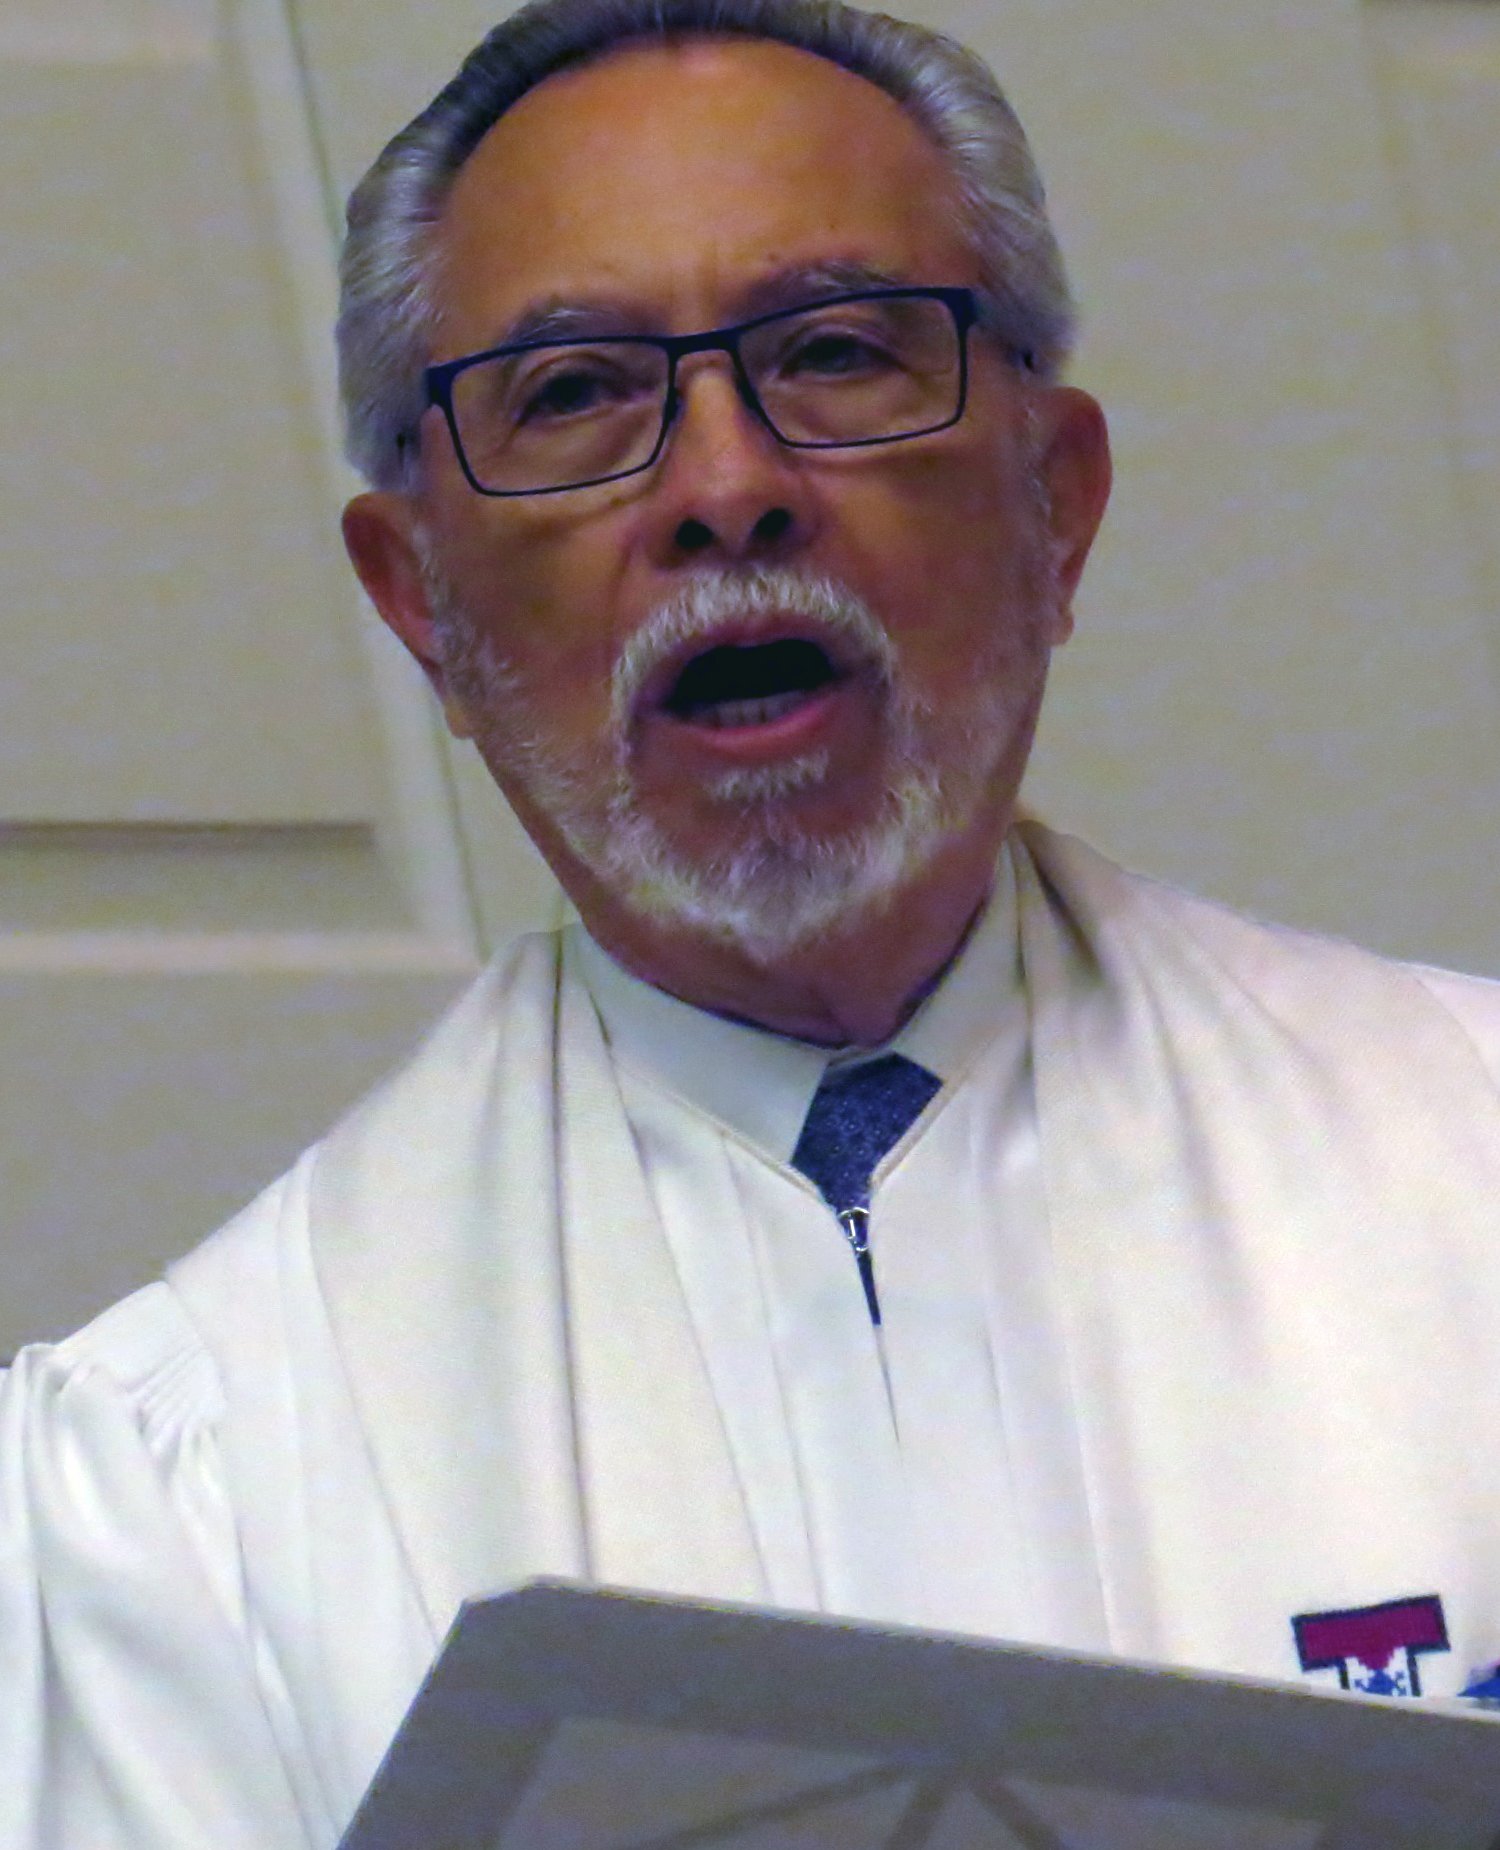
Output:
[609,567,898,734]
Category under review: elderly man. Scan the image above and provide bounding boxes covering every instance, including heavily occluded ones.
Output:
[5,0,1500,1843]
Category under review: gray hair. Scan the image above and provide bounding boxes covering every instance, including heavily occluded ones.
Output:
[337,0,1077,493]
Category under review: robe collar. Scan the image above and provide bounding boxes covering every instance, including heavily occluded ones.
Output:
[574,841,1023,1162]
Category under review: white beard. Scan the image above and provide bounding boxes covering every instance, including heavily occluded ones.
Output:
[430,557,1050,962]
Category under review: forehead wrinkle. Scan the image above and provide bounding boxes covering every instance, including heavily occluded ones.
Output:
[736,259,916,317]
[434,38,975,361]
[464,257,933,360]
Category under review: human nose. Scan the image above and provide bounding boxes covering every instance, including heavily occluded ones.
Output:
[644,353,813,565]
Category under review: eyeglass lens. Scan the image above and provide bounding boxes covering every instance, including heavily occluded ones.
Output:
[447,294,964,494]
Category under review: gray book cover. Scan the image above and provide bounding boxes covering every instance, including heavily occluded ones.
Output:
[339,1581,1500,1849]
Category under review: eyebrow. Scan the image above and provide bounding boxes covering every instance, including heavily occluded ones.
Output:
[483,259,919,353]
[488,298,647,351]
[737,259,912,317]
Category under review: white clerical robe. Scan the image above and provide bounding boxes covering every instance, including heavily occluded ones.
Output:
[4,821,1500,1849]
[575,844,1101,1647]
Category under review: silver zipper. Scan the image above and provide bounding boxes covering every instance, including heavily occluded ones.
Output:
[837,1205,881,1325]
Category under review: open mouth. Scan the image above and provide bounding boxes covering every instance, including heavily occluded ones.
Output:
[661,639,841,731]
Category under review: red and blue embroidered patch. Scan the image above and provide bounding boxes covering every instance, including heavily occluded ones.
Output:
[1292,1594,1448,1697]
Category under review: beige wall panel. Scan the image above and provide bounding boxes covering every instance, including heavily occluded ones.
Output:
[0,960,469,1352]
[0,32,379,821]
[297,0,1500,976]
[0,0,212,63]
[0,823,407,931]
[0,0,488,1355]
[1366,1,1500,624]
[291,0,509,196]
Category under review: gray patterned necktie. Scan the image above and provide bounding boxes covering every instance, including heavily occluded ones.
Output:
[790,1053,942,1325]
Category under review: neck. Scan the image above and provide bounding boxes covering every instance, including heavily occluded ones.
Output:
[571,817,1010,1048]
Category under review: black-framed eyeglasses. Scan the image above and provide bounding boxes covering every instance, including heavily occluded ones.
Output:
[420,286,1022,498]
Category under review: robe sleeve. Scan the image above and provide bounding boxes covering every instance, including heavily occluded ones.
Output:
[1412,962,1500,1093]
[0,1286,317,1850]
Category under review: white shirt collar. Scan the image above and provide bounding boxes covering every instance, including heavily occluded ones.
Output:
[573,840,1023,1163]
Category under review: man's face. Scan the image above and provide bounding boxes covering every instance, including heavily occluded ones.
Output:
[372,37,1103,957]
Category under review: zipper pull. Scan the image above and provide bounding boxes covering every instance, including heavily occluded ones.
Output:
[837,1206,881,1326]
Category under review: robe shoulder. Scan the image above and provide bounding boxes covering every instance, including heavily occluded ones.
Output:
[1018,817,1500,1097]
[1407,961,1500,1092]
[0,1207,316,1847]
[0,936,569,1847]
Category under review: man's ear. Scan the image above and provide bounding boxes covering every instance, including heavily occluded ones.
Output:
[1031,385,1112,643]
[341,492,476,739]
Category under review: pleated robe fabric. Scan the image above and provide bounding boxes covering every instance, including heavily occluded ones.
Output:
[4,819,1500,1848]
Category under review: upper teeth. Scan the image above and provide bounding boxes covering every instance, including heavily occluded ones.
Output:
[697,691,810,729]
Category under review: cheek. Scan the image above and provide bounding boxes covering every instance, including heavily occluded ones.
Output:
[864,485,1043,688]
[446,524,624,730]
[857,425,1034,577]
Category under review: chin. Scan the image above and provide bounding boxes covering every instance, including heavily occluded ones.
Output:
[437,549,1047,959]
[580,744,994,963]
[489,672,1025,962]
[456,599,1036,962]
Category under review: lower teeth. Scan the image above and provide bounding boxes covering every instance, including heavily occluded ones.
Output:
[698,691,810,729]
